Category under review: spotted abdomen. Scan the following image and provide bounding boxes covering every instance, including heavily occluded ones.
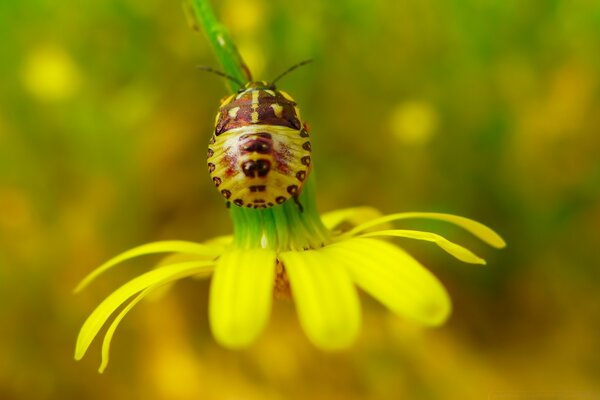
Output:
[208,125,310,208]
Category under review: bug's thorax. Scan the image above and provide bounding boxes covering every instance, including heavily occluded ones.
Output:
[215,82,302,136]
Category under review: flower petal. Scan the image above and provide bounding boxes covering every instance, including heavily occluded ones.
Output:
[320,207,384,230]
[75,260,214,361]
[98,288,151,373]
[74,241,220,293]
[140,253,216,303]
[156,253,215,278]
[209,248,277,348]
[360,229,485,264]
[328,238,451,326]
[280,249,361,350]
[203,235,233,247]
[346,212,506,248]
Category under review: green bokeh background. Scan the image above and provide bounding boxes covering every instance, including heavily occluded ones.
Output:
[1,0,599,398]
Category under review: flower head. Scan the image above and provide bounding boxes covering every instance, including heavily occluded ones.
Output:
[75,0,504,372]
[74,176,504,372]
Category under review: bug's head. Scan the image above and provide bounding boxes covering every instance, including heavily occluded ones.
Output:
[198,60,312,93]
[240,81,274,92]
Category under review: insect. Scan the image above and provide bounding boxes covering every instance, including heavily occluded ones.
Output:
[203,61,313,211]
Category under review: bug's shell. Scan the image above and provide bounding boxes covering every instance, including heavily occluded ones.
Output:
[207,81,312,208]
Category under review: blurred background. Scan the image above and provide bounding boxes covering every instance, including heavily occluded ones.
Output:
[1,0,599,398]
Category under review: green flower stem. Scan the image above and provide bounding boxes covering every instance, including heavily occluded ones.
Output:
[188,0,331,251]
[186,0,249,89]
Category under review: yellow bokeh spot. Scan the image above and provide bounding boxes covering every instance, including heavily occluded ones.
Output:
[222,0,266,35]
[238,40,266,79]
[389,101,438,146]
[221,0,266,79]
[22,46,81,101]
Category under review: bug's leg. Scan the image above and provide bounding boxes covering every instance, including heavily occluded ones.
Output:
[226,201,231,209]
[293,195,304,213]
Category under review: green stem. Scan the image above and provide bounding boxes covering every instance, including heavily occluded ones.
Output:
[187,0,331,251]
[185,0,250,90]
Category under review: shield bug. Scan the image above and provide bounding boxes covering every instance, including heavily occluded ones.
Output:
[203,60,312,210]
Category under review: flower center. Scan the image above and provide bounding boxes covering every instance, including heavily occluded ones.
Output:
[274,260,292,299]
[230,175,331,252]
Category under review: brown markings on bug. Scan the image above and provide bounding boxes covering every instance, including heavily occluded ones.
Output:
[208,162,216,173]
[274,143,293,175]
[215,88,303,135]
[301,156,311,166]
[207,148,214,158]
[241,159,271,178]
[241,160,256,177]
[276,196,286,204]
[239,132,273,154]
[255,90,301,129]
[215,91,254,135]
[249,185,266,192]
[302,141,311,151]
[299,129,309,138]
[287,185,298,195]
[213,177,222,187]
[219,147,239,177]
[221,189,231,199]
[255,160,271,177]
[296,171,306,181]
[233,199,244,206]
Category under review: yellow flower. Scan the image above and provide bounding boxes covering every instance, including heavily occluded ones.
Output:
[74,0,505,375]
[74,199,504,373]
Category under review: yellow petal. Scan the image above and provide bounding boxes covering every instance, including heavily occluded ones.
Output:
[346,212,506,248]
[143,253,215,303]
[320,206,384,231]
[360,229,486,264]
[203,234,233,247]
[74,241,220,293]
[156,253,215,278]
[328,238,451,326]
[75,260,213,361]
[209,248,277,348]
[280,249,361,350]
[98,288,151,373]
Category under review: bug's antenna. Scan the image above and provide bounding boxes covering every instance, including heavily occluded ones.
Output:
[271,59,313,85]
[196,65,244,87]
